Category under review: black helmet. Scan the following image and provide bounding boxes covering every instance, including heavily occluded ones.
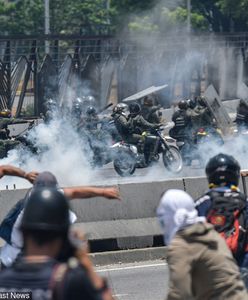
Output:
[205,153,240,186]
[86,106,97,116]
[72,102,82,118]
[129,102,141,115]
[197,96,206,107]
[21,187,70,233]
[45,99,57,109]
[143,97,153,106]
[178,100,188,110]
[187,99,196,109]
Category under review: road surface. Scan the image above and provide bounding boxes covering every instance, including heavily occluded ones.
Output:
[97,260,169,300]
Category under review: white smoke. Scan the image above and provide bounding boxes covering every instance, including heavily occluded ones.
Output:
[0,116,96,189]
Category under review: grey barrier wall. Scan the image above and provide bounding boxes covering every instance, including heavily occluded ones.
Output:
[0,175,247,249]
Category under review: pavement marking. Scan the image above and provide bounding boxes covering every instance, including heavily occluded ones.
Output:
[97,262,167,272]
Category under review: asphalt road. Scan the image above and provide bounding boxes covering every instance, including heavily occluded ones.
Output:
[96,260,169,300]
[92,160,205,186]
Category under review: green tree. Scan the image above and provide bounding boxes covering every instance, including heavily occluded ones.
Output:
[0,0,43,35]
[0,0,116,35]
[0,0,248,36]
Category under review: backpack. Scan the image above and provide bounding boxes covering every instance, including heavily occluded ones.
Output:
[0,198,25,244]
[206,190,248,258]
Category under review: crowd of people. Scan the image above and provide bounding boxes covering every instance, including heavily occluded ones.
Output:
[0,151,246,299]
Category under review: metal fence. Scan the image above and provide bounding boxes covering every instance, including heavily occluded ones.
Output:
[0,33,248,117]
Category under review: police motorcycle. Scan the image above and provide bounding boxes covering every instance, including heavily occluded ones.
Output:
[175,135,194,166]
[86,123,137,177]
[77,103,136,177]
[112,126,183,176]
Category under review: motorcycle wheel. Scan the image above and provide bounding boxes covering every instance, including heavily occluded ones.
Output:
[113,150,136,177]
[162,146,183,173]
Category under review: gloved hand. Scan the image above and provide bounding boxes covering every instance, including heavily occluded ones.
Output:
[154,123,163,129]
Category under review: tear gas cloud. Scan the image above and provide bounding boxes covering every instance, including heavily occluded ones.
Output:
[1,0,248,189]
[0,116,95,189]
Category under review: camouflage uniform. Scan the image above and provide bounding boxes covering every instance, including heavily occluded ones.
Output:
[141,105,161,124]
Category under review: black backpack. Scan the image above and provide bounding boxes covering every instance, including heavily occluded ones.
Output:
[206,190,248,258]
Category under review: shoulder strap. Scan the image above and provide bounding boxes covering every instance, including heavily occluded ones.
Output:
[49,263,68,300]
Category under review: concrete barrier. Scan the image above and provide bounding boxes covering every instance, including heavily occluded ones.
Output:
[0,174,246,250]
[183,177,208,199]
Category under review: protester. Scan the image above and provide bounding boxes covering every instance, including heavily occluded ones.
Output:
[0,170,120,268]
[195,153,248,270]
[0,187,114,300]
[157,189,248,300]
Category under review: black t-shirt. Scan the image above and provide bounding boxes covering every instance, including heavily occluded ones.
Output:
[0,258,102,300]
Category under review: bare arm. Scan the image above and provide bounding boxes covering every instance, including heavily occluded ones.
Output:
[0,165,39,183]
[63,186,121,200]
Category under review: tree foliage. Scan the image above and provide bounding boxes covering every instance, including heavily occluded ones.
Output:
[0,0,248,35]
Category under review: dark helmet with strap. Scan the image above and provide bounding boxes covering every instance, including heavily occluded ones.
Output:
[187,98,196,109]
[143,96,153,107]
[197,96,207,107]
[129,102,141,115]
[205,153,240,186]
[21,187,70,233]
[86,106,97,116]
[45,99,57,109]
[178,100,188,110]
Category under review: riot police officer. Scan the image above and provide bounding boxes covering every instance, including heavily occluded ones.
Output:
[111,103,131,142]
[71,98,84,130]
[84,106,99,131]
[44,98,58,123]
[128,102,160,165]
[236,98,248,131]
[141,96,161,124]
[169,100,193,140]
[191,96,213,130]
[0,109,32,158]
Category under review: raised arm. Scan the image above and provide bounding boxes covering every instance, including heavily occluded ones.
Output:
[63,186,121,201]
[0,165,39,183]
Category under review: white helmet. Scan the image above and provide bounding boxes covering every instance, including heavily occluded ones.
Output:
[113,103,129,114]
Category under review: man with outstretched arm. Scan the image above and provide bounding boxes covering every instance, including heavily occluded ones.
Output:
[0,165,120,200]
[0,170,120,268]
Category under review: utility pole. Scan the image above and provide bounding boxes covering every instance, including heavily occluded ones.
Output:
[106,0,111,29]
[44,0,50,54]
[186,0,191,33]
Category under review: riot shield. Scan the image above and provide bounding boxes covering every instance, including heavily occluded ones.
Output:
[122,84,168,102]
[204,84,233,135]
[237,82,248,105]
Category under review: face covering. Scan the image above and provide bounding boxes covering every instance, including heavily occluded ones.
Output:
[157,189,206,245]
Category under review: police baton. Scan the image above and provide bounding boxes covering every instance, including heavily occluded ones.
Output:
[99,103,113,114]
